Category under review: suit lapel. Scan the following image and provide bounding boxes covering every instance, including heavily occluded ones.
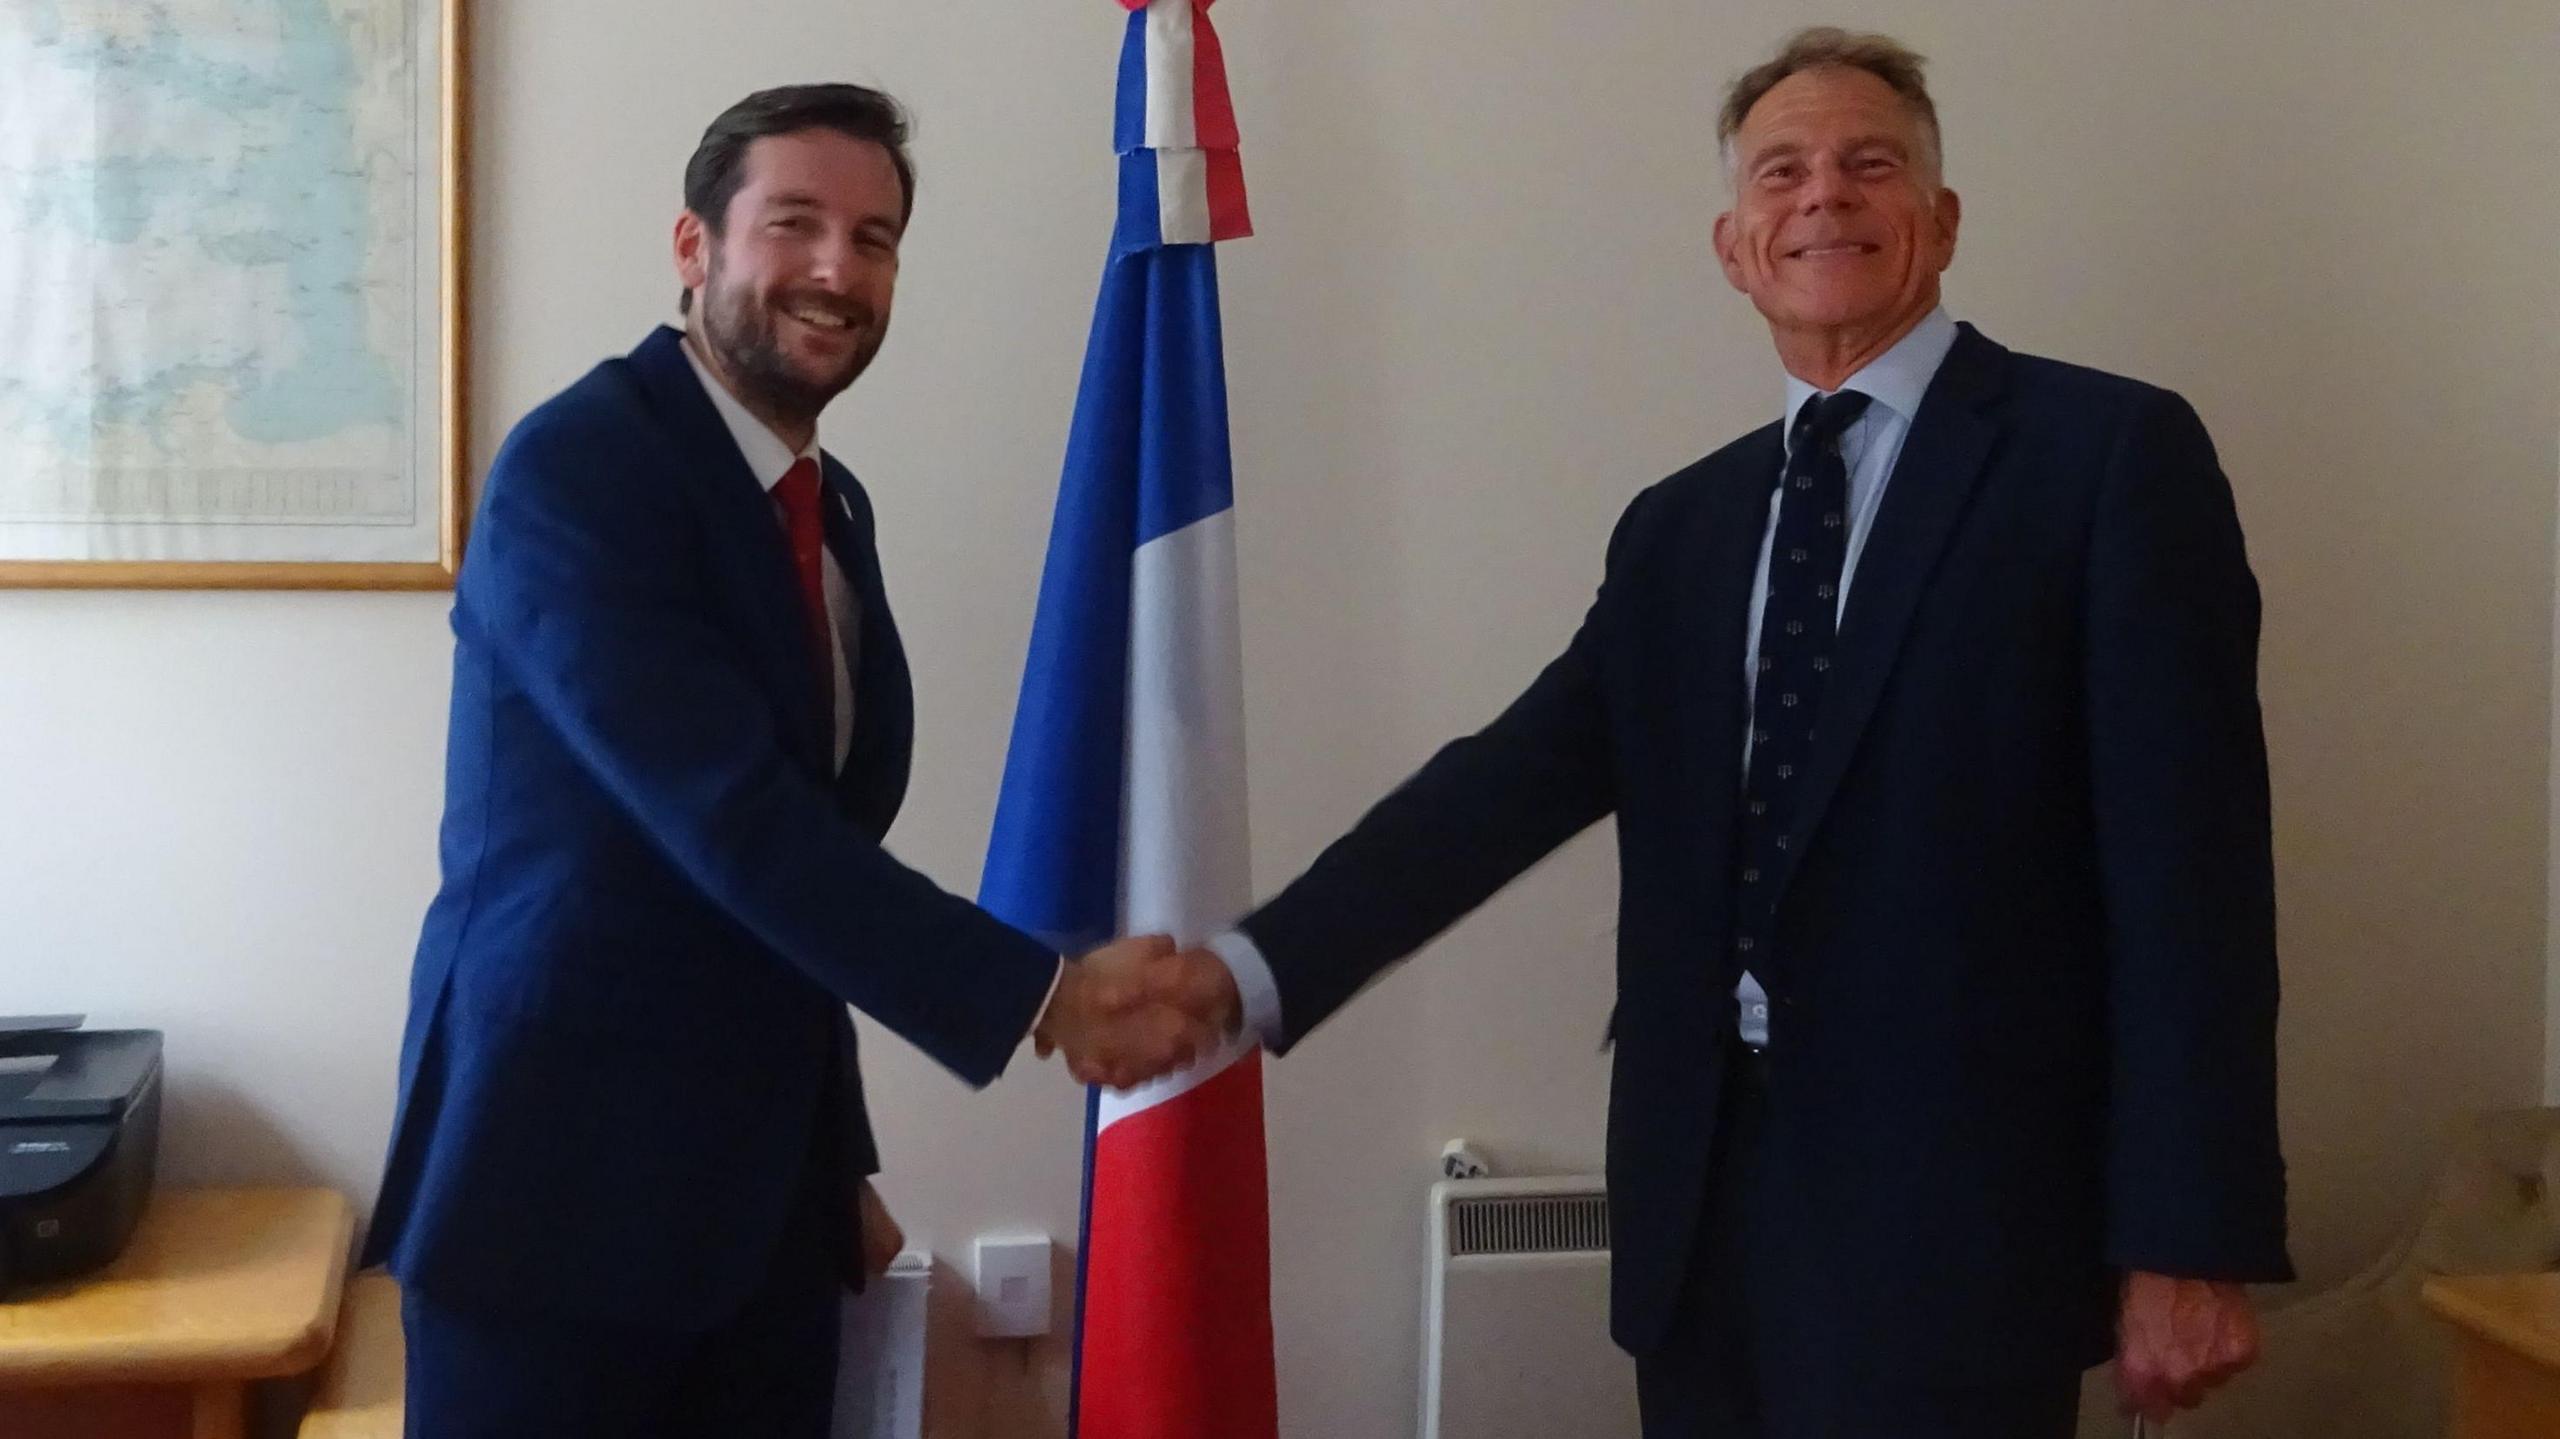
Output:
[1771,325,2010,902]
[820,464,914,835]
[1676,430,1784,876]
[624,327,834,773]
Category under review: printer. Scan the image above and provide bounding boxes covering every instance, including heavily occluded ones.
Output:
[0,1018,162,1294]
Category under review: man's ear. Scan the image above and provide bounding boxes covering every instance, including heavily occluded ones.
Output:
[674,210,710,299]
[1932,187,1962,271]
[1712,209,1749,295]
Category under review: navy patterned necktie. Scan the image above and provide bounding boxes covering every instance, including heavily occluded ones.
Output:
[1731,389,1873,983]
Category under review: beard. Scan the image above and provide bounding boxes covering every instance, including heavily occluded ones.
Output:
[695,251,884,428]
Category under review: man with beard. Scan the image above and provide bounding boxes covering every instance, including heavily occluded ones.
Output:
[364,85,1206,1435]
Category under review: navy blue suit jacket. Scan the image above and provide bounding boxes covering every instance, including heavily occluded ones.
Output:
[364,327,1057,1329]
[1240,326,2292,1381]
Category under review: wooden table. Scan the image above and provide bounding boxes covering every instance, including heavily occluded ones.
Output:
[2423,1271,2560,1438]
[297,1272,402,1439]
[0,1187,354,1439]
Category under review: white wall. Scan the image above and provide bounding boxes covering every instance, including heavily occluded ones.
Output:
[3,2,2556,1435]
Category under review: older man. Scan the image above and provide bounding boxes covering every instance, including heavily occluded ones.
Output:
[1164,26,2289,1438]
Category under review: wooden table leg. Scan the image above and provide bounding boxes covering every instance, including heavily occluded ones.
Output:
[2448,1333,2560,1438]
[190,1381,246,1439]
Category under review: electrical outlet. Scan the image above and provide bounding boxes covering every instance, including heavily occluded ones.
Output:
[971,1232,1052,1338]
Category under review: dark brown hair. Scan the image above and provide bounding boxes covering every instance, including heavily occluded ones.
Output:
[678,83,916,314]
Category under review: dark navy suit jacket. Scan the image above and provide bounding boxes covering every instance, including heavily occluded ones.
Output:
[1240,326,2292,1382]
[364,326,1057,1329]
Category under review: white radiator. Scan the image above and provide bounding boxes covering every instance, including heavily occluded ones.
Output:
[1420,1175,1642,1439]
[834,1249,930,1439]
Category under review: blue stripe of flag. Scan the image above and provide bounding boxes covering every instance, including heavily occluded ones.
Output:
[979,243,1235,951]
[1113,9,1149,155]
[1113,150,1164,256]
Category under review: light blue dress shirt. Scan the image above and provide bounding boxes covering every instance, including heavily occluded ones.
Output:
[1212,309,1964,1049]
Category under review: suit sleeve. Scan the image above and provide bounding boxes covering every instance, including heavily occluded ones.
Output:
[2084,389,2294,1282]
[1238,493,1649,1050]
[463,417,1058,1088]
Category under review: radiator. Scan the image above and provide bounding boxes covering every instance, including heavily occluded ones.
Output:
[1420,1175,1642,1439]
[835,1249,930,1439]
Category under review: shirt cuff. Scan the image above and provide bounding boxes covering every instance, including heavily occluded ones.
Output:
[1205,930,1285,1046]
[1022,956,1066,1050]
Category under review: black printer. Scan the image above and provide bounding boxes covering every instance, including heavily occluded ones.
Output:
[0,1018,162,1294]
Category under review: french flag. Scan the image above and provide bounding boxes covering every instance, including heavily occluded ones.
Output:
[980,3,1276,1437]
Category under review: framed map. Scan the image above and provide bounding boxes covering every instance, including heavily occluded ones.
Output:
[0,0,466,589]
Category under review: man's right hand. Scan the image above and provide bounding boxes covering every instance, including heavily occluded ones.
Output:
[1034,935,1219,1089]
[1152,946,1244,1039]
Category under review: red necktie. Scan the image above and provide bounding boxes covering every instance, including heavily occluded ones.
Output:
[774,457,833,703]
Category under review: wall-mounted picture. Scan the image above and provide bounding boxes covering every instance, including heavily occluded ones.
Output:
[0,0,465,589]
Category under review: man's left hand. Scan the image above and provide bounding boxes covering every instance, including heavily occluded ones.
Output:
[2114,1270,2260,1422]
[855,1179,905,1283]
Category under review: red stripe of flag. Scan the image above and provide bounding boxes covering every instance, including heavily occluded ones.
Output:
[1190,1,1240,151]
[1078,1056,1280,1438]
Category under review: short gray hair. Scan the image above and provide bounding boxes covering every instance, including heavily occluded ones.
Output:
[1718,27,1942,186]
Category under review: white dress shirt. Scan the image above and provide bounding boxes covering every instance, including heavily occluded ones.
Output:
[1210,309,1965,1049]
[680,329,1067,1046]
[679,334,858,770]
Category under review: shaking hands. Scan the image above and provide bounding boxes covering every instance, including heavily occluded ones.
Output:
[1032,936,1245,1089]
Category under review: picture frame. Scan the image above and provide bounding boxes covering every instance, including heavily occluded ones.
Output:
[0,0,469,590]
